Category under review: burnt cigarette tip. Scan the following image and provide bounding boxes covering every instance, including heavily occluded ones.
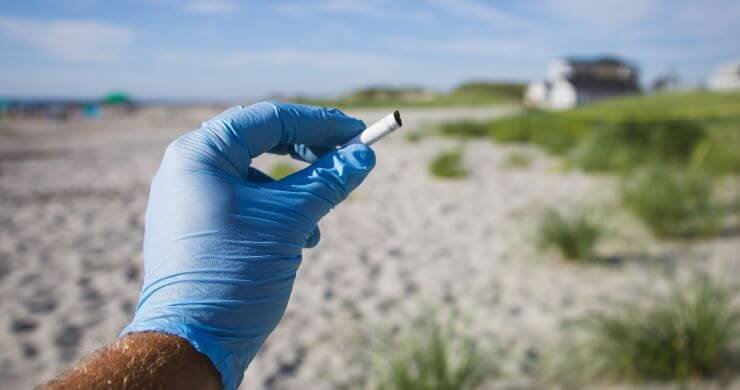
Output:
[393,110,402,127]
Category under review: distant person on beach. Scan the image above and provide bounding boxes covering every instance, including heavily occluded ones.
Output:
[43,103,376,390]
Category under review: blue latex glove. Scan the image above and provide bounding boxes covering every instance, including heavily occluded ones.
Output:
[122,102,375,390]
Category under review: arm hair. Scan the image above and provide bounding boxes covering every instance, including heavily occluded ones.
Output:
[42,332,221,389]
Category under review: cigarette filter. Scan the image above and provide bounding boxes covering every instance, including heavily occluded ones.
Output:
[343,110,402,146]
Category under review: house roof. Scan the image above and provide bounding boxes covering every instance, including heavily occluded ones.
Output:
[558,55,640,92]
[562,55,637,69]
[566,74,640,93]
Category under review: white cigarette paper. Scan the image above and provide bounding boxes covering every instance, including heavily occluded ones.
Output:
[343,110,402,146]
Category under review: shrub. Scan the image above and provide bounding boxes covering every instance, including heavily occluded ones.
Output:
[502,151,532,168]
[622,166,720,237]
[429,149,468,179]
[487,112,592,154]
[269,161,299,179]
[486,116,533,143]
[538,208,603,260]
[576,276,739,383]
[435,91,740,176]
[452,81,525,100]
[373,317,494,390]
[571,120,707,172]
[438,121,489,139]
[405,131,423,143]
[436,111,592,155]
[697,126,740,175]
[347,86,427,103]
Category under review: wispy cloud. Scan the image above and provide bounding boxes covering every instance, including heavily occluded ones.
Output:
[426,0,523,26]
[183,0,239,15]
[391,36,553,58]
[0,17,132,61]
[544,0,659,28]
[275,0,384,17]
[319,0,385,16]
[274,0,435,22]
[226,49,393,68]
[159,48,393,69]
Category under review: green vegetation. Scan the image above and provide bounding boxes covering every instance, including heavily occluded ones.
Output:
[437,91,740,175]
[554,276,740,384]
[452,81,524,100]
[405,130,423,143]
[571,119,707,172]
[538,208,603,261]
[438,121,490,139]
[293,82,524,108]
[622,166,720,238]
[269,161,299,179]
[372,317,494,390]
[429,148,468,179]
[502,151,533,168]
[433,91,740,238]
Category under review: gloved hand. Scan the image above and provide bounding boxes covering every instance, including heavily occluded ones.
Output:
[122,102,375,390]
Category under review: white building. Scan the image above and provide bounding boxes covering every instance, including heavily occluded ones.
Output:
[708,61,740,91]
[525,56,640,110]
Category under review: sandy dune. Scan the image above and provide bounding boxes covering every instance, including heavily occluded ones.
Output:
[1,105,738,389]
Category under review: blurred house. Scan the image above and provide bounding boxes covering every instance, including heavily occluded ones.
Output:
[651,71,680,92]
[525,56,640,110]
[708,61,740,91]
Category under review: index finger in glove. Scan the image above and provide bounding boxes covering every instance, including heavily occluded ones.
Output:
[205,102,365,160]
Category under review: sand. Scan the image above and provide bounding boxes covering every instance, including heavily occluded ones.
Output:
[1,105,738,389]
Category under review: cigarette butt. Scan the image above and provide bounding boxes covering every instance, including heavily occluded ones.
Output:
[343,110,402,147]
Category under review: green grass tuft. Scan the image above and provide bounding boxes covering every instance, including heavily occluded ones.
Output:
[373,317,495,390]
[292,81,525,108]
[502,151,533,168]
[405,131,423,143]
[429,148,469,179]
[622,166,720,238]
[575,276,739,383]
[570,119,707,172]
[438,121,490,139]
[435,91,740,176]
[538,208,603,260]
[451,81,525,100]
[269,161,299,179]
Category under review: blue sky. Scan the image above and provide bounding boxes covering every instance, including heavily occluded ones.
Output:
[0,0,738,100]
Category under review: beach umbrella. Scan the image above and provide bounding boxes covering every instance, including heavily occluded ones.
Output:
[102,92,134,106]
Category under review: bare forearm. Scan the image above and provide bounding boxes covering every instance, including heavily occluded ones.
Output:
[43,332,221,389]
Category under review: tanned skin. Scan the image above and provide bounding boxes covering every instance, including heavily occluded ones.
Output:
[42,332,221,389]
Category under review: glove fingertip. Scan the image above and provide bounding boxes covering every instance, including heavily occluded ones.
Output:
[324,107,366,133]
[305,227,321,248]
[338,143,376,171]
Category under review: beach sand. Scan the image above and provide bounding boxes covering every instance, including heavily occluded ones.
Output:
[1,105,738,389]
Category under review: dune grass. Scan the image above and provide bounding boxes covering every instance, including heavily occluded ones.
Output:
[502,151,533,168]
[538,208,604,261]
[269,161,299,179]
[429,148,468,179]
[438,121,490,139]
[570,119,707,172]
[372,317,495,390]
[435,91,740,175]
[551,276,740,385]
[622,166,720,238]
[293,82,524,108]
[432,91,739,239]
[405,130,423,143]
